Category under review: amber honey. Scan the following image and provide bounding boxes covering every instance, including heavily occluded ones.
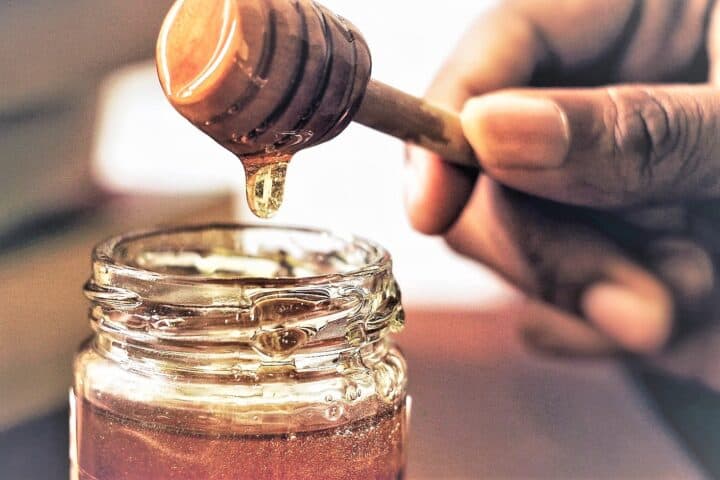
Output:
[242,155,291,219]
[74,396,406,480]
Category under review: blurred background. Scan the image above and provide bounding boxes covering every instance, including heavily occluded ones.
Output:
[2,1,720,479]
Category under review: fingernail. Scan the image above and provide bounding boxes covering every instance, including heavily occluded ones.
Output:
[581,282,672,354]
[461,94,570,169]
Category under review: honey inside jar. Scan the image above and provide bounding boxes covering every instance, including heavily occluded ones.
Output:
[71,226,409,480]
[74,397,407,480]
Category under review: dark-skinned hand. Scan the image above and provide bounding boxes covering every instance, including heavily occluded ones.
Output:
[405,0,720,355]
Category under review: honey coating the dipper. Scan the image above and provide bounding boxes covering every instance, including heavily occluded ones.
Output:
[156,0,286,218]
[157,0,373,218]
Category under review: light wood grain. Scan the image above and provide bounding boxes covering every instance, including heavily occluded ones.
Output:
[356,80,477,168]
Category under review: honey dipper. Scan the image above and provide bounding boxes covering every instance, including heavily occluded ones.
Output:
[157,0,477,217]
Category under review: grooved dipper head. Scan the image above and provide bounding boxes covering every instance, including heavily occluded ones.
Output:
[157,0,372,158]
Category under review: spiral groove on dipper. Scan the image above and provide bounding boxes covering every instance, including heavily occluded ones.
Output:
[158,0,372,159]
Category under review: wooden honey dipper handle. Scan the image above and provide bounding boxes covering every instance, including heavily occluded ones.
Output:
[157,0,478,168]
[357,81,476,168]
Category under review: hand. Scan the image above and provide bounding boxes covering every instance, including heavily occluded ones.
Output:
[405,0,720,355]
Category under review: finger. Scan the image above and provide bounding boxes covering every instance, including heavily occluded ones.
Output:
[580,280,672,354]
[404,147,476,234]
[644,238,716,334]
[461,85,720,208]
[446,182,674,353]
[568,211,717,342]
[519,299,618,357]
[523,236,715,354]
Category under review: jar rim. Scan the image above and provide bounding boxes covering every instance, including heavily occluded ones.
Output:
[86,223,403,365]
[92,223,392,290]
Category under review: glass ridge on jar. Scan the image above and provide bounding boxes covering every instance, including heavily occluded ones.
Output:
[70,224,409,480]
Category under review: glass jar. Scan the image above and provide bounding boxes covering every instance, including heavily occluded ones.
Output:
[70,225,408,480]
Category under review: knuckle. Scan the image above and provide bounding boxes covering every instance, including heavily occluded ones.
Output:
[604,88,707,200]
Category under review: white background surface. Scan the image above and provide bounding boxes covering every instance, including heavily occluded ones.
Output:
[93,0,514,309]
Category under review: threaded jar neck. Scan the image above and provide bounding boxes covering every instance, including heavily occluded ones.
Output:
[85,225,404,376]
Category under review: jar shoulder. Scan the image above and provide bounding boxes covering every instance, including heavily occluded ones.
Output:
[73,340,407,435]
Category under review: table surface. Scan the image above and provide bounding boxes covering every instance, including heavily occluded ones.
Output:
[0,306,712,479]
[398,307,706,479]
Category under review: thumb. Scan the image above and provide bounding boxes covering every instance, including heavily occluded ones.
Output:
[461,86,720,207]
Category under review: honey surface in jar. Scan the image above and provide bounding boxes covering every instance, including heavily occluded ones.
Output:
[75,396,407,480]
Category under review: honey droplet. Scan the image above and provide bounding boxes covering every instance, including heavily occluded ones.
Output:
[242,156,291,219]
